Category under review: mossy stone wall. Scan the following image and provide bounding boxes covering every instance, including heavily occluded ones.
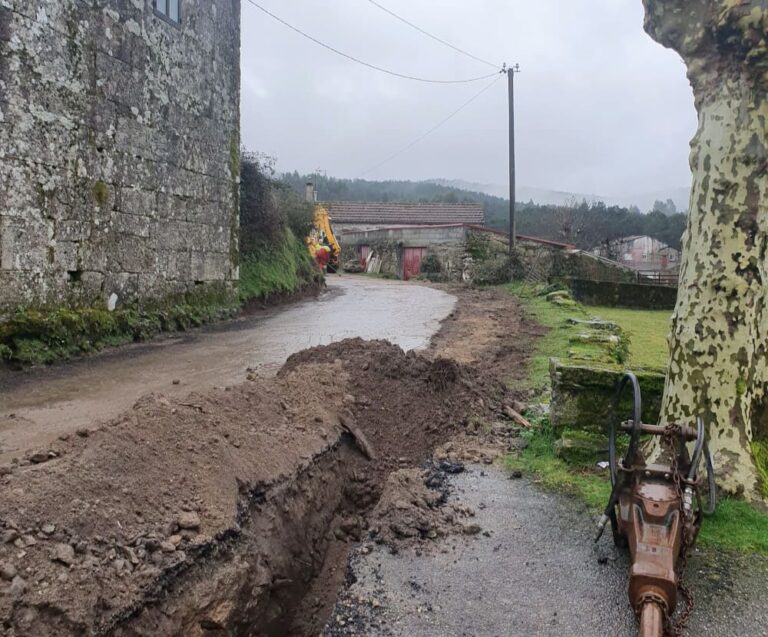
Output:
[569,278,678,310]
[549,358,666,434]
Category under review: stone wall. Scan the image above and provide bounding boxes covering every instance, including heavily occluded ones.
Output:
[549,359,666,435]
[0,0,241,315]
[569,278,678,310]
[341,225,469,280]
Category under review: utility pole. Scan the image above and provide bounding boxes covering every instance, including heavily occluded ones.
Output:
[506,63,520,255]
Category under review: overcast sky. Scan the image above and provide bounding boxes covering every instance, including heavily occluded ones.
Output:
[240,0,697,198]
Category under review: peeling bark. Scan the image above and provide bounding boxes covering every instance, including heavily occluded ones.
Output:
[643,0,768,498]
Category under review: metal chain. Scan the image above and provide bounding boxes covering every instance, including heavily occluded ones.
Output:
[662,424,695,637]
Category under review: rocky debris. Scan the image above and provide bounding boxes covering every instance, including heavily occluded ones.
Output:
[52,543,76,566]
[177,511,201,531]
[75,428,90,438]
[29,450,56,464]
[8,576,27,596]
[41,523,56,535]
[1,530,19,544]
[366,468,474,547]
[0,562,17,581]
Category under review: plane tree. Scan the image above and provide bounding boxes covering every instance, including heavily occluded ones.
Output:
[643,0,768,497]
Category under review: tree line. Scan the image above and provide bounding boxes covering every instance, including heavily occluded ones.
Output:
[280,172,687,251]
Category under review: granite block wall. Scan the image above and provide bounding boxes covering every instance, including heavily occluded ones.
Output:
[0,0,241,313]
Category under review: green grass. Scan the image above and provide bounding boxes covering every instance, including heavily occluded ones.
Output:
[503,282,768,554]
[239,231,322,302]
[0,285,240,365]
[587,306,671,369]
[504,283,670,394]
[506,421,611,511]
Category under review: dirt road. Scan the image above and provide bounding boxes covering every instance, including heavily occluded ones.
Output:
[0,275,456,461]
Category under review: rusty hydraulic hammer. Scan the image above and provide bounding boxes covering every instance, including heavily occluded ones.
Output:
[595,373,716,637]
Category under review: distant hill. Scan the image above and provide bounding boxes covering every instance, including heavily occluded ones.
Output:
[279,170,687,250]
[428,179,690,214]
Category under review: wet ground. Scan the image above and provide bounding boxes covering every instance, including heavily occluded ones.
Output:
[0,275,456,460]
[327,466,768,637]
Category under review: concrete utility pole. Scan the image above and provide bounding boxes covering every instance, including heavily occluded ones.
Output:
[507,63,520,255]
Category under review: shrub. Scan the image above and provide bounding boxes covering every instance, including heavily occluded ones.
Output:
[473,255,513,286]
[421,253,442,274]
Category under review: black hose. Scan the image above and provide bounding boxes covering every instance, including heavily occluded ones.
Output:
[598,373,642,543]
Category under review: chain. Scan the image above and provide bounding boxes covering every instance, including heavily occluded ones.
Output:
[662,424,695,637]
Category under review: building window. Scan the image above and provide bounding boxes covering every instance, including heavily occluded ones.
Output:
[155,0,181,25]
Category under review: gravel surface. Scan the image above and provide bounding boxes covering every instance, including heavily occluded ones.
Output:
[326,466,768,636]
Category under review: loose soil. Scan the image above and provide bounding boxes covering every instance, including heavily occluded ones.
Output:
[427,285,546,389]
[0,284,535,636]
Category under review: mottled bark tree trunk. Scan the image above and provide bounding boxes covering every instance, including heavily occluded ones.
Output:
[643,0,768,498]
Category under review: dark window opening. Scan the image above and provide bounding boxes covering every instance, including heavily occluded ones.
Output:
[67,270,83,283]
[154,0,181,25]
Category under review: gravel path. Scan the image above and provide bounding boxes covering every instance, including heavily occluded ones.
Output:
[326,466,768,636]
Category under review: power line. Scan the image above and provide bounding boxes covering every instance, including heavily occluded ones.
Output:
[244,0,501,84]
[358,73,504,178]
[365,0,498,69]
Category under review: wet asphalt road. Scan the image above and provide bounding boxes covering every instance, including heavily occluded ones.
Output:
[328,466,768,637]
[0,276,456,460]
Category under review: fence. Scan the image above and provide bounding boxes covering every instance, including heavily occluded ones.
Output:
[635,270,679,287]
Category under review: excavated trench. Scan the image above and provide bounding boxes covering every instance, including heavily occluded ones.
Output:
[117,434,373,637]
[0,339,522,636]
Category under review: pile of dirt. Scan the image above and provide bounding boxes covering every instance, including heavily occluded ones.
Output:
[0,338,505,636]
[281,338,507,474]
[0,361,350,635]
[366,466,479,548]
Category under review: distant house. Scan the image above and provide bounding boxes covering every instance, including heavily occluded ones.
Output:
[322,201,485,234]
[595,236,680,273]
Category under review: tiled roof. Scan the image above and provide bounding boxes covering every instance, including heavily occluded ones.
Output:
[322,201,484,225]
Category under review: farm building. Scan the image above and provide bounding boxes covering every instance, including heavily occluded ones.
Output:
[322,201,484,234]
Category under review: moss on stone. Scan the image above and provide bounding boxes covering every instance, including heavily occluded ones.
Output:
[0,284,240,365]
[92,180,109,207]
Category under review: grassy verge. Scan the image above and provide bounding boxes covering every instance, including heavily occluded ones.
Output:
[504,283,768,555]
[0,285,240,365]
[239,230,322,302]
[504,282,669,393]
[505,417,768,553]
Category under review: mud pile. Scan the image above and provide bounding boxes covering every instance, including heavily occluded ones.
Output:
[0,339,507,636]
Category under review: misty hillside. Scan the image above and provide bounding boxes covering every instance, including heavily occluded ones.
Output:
[429,179,690,214]
[280,171,687,251]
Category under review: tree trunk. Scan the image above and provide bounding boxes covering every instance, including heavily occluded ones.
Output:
[643,1,768,498]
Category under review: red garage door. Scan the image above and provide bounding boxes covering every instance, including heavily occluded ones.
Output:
[403,247,426,281]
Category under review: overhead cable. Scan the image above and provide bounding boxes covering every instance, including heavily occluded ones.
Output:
[365,0,499,69]
[245,0,502,84]
[358,73,504,178]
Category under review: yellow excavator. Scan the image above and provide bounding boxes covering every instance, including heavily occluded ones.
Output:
[308,205,341,273]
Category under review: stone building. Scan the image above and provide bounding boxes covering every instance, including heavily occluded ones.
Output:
[0,0,241,314]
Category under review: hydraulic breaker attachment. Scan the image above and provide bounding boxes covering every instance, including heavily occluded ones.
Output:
[595,373,716,637]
